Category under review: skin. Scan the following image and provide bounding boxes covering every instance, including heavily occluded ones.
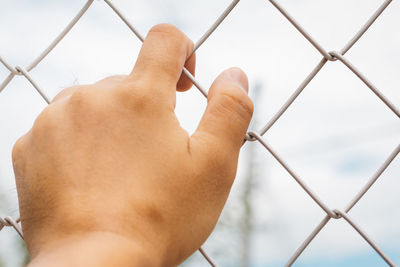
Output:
[12,24,253,266]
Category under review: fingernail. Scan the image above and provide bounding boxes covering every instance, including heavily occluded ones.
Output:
[225,67,249,94]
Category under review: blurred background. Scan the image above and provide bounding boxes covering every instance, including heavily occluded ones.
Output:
[0,0,399,266]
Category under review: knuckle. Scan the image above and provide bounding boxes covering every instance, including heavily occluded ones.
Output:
[215,86,254,119]
[149,23,192,51]
[52,85,81,103]
[149,23,182,39]
[65,88,110,123]
[115,80,158,111]
[96,75,127,86]
[67,87,100,112]
[68,88,89,108]
[30,106,56,141]
[34,106,53,128]
[12,136,27,179]
[12,136,25,163]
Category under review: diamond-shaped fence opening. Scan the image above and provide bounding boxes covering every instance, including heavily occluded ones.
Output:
[1,0,399,266]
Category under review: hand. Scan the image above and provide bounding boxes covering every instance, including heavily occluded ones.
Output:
[12,24,253,266]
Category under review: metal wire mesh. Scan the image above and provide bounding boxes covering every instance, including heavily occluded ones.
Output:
[1,0,399,266]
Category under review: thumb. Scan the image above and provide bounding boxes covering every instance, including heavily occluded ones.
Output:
[193,67,253,154]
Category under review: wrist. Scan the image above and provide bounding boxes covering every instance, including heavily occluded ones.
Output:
[27,231,161,267]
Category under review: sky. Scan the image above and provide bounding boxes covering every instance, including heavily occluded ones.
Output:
[0,0,399,266]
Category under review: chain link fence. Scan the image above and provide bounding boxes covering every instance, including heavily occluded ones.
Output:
[1,0,399,266]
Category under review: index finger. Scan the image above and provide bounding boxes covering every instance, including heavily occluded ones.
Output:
[130,24,195,99]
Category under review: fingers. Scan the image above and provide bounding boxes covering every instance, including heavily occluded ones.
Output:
[177,53,196,92]
[55,25,195,110]
[192,67,253,156]
[130,24,195,99]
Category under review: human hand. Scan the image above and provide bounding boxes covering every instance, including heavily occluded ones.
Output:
[12,24,253,266]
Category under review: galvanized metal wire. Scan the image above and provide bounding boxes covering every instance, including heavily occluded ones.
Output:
[1,0,399,266]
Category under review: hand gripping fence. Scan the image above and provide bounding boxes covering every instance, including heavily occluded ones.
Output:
[1,0,399,266]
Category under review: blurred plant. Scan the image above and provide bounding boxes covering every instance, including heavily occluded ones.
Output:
[0,193,7,267]
[0,192,29,267]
